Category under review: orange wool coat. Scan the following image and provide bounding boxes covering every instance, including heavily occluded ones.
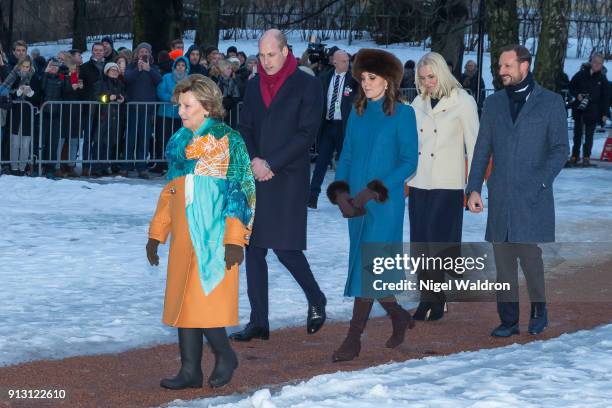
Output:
[149,175,250,328]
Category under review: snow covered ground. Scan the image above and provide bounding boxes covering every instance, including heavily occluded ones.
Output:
[0,131,610,367]
[166,323,612,408]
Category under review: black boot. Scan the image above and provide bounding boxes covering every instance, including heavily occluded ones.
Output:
[203,328,239,388]
[412,301,432,321]
[160,328,204,389]
[379,298,415,348]
[332,298,373,362]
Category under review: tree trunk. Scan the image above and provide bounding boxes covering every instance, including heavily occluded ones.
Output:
[195,0,221,49]
[485,0,519,90]
[72,0,88,52]
[431,0,470,80]
[133,0,183,56]
[534,0,570,93]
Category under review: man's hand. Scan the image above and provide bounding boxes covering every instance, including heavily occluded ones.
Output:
[251,157,273,181]
[141,60,150,72]
[146,238,160,266]
[225,244,244,269]
[467,191,484,213]
[110,94,117,101]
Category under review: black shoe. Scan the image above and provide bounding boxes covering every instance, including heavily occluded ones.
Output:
[160,328,204,390]
[203,328,239,388]
[307,301,326,334]
[491,323,520,337]
[528,303,548,335]
[228,322,269,342]
[308,194,318,209]
[412,301,432,321]
[138,170,151,179]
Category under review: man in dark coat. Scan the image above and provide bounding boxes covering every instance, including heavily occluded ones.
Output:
[230,29,327,341]
[567,53,610,167]
[466,45,568,338]
[185,45,208,76]
[101,36,119,64]
[308,49,357,209]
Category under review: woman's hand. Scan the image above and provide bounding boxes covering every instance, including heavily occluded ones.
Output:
[146,238,160,266]
[225,244,244,268]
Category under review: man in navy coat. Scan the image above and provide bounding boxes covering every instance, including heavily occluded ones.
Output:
[308,49,358,209]
[230,29,327,341]
[466,45,568,338]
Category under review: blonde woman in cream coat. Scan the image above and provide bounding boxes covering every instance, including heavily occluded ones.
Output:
[408,52,479,321]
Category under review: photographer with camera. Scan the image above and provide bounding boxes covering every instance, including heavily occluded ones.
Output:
[567,53,610,167]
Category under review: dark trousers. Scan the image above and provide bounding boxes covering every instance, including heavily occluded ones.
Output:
[572,113,596,159]
[493,242,545,326]
[123,105,153,172]
[408,187,464,301]
[310,120,344,197]
[245,246,326,329]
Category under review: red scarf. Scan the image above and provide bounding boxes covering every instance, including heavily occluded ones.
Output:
[258,51,297,108]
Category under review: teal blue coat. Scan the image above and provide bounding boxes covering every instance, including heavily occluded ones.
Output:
[335,98,418,297]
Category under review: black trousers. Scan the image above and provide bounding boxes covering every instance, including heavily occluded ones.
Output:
[493,242,545,326]
[408,187,464,301]
[572,113,597,159]
[310,120,344,197]
[245,246,326,329]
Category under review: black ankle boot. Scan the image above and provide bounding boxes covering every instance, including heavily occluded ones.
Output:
[160,328,204,390]
[203,328,238,388]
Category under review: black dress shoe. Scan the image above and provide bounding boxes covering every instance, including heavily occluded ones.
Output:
[228,322,269,342]
[412,301,432,321]
[307,302,326,334]
[308,194,318,209]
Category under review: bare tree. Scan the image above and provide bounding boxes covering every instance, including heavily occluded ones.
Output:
[195,0,221,48]
[431,0,470,79]
[485,0,519,90]
[72,0,87,52]
[534,0,570,92]
[133,0,183,55]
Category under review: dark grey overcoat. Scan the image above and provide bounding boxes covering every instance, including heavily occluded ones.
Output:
[466,83,569,243]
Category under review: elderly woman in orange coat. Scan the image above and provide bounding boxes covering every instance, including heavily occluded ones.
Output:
[146,74,255,390]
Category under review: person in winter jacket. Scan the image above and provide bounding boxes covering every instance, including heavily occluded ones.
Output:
[101,36,119,63]
[40,58,74,177]
[123,42,162,178]
[86,62,126,177]
[409,52,479,321]
[567,53,610,167]
[154,56,189,172]
[185,45,208,76]
[147,74,255,390]
[327,48,418,362]
[215,59,241,126]
[0,56,41,175]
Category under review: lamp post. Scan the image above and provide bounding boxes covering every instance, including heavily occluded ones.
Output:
[476,0,485,107]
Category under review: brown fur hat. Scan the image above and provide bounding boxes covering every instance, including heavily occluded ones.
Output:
[351,49,403,87]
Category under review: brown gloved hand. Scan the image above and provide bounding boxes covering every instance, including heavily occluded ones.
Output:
[225,244,244,269]
[353,180,389,209]
[336,191,366,218]
[327,180,366,218]
[146,238,160,266]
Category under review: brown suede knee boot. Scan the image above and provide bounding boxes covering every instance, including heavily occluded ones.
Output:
[332,297,374,362]
[379,297,415,348]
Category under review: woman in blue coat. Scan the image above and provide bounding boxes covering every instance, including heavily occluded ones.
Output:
[327,49,419,362]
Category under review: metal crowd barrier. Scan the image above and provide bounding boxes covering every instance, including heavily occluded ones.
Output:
[1,90,582,177]
[0,100,37,173]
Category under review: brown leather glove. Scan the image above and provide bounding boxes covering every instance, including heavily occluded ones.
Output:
[353,180,389,209]
[327,180,366,218]
[146,238,160,266]
[225,244,244,269]
[336,191,366,218]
